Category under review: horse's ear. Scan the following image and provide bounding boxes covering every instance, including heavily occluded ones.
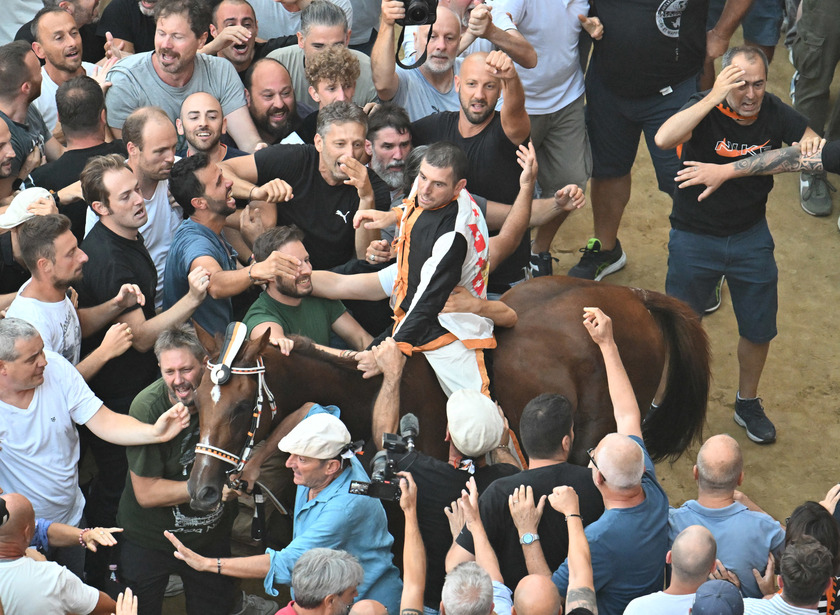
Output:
[242,329,271,364]
[193,321,219,358]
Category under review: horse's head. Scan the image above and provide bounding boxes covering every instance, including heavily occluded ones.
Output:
[187,324,272,511]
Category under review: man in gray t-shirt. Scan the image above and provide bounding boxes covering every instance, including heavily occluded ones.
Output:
[105,0,262,152]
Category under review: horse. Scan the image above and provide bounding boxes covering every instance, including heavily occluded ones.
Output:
[187,276,709,511]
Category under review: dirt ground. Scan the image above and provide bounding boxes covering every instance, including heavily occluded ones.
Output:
[549,43,840,522]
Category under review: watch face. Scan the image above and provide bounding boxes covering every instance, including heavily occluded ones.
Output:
[522,533,535,545]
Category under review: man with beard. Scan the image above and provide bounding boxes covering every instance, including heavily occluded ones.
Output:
[97,0,156,55]
[411,50,531,299]
[76,153,211,589]
[31,7,103,132]
[5,213,142,379]
[267,0,377,118]
[0,122,22,203]
[243,58,302,145]
[15,0,105,64]
[365,103,412,200]
[163,152,300,335]
[0,41,65,199]
[220,101,391,272]
[244,225,372,354]
[371,4,463,122]
[116,325,276,615]
[84,106,180,308]
[177,92,247,163]
[104,0,264,153]
[203,0,297,80]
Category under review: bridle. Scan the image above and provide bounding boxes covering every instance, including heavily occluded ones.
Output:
[194,356,277,478]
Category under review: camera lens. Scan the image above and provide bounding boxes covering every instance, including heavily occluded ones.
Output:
[406,0,429,23]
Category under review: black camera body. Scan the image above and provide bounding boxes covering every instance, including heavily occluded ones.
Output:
[396,0,438,26]
[348,433,411,502]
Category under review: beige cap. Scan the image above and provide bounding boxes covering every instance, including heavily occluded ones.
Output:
[278,413,351,459]
[0,187,52,230]
[447,389,504,458]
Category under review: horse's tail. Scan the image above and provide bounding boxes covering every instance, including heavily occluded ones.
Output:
[639,290,710,462]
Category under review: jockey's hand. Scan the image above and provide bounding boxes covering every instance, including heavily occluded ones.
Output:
[355,349,382,379]
[582,307,614,347]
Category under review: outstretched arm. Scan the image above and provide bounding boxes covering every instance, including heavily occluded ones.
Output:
[398,472,426,614]
[583,307,641,439]
[549,487,596,614]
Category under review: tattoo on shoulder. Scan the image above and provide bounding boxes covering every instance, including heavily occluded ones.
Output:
[401,609,423,615]
[566,587,597,612]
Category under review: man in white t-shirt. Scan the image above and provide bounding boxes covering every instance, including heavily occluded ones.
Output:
[0,318,189,575]
[624,525,717,615]
[0,492,115,614]
[30,7,100,132]
[6,214,140,380]
[84,107,183,308]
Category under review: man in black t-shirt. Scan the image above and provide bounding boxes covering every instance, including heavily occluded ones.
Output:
[566,0,754,282]
[411,51,531,297]
[221,100,390,271]
[368,338,519,611]
[656,46,819,446]
[96,0,156,56]
[25,76,127,244]
[447,393,604,590]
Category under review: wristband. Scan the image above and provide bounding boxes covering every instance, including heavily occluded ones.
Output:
[217,557,222,574]
[79,528,91,546]
[248,186,256,201]
[565,513,583,522]
[248,263,256,284]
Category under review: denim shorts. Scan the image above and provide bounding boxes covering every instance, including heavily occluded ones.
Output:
[585,70,697,195]
[666,219,778,343]
[707,0,785,47]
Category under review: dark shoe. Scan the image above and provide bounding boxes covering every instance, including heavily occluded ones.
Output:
[567,238,627,281]
[801,171,836,217]
[704,276,725,314]
[529,251,556,277]
[734,396,776,444]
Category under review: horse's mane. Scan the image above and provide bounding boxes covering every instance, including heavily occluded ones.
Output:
[282,334,361,371]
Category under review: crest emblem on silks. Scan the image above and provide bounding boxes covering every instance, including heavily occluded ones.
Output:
[656,0,688,38]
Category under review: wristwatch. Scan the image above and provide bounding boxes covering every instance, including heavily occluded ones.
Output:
[519,533,540,545]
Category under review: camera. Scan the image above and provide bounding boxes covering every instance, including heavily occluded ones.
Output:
[349,415,420,502]
[396,0,438,26]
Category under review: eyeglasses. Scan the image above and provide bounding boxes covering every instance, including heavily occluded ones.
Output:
[587,447,603,480]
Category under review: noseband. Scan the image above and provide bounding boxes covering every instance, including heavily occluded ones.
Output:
[194,357,277,476]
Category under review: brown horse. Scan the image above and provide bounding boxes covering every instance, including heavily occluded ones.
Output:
[187,276,709,511]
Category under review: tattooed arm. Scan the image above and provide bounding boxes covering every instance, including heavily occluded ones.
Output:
[676,143,826,202]
[550,487,598,615]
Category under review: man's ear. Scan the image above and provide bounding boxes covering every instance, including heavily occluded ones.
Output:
[210,23,219,38]
[31,41,46,61]
[198,31,209,48]
[454,178,467,193]
[90,200,110,217]
[308,85,321,104]
[297,31,305,49]
[454,75,461,92]
[176,118,184,136]
[221,116,228,136]
[126,141,139,158]
[314,132,323,153]
[344,29,351,46]
[364,139,373,157]
[191,196,207,212]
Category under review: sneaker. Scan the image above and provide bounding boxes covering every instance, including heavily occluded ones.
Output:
[800,172,836,217]
[567,238,627,281]
[529,251,556,277]
[734,396,776,444]
[164,574,183,597]
[230,592,279,615]
[704,276,725,314]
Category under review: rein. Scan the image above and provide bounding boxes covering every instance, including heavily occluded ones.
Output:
[194,357,277,476]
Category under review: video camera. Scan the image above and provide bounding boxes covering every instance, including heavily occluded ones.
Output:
[349,414,419,502]
[396,0,438,26]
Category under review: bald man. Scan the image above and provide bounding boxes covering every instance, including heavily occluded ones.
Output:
[669,434,785,598]
[0,493,116,615]
[177,92,248,163]
[624,525,717,615]
[543,308,669,615]
[512,575,563,615]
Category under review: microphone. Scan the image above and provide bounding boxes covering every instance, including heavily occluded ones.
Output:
[399,413,420,451]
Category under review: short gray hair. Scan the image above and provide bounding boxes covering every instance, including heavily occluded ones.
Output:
[292,549,364,609]
[441,563,493,615]
[154,324,206,363]
[301,0,348,36]
[0,318,39,361]
[316,100,367,139]
[596,433,644,490]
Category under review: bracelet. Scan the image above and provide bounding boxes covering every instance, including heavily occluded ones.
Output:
[340,350,356,358]
[217,557,222,574]
[565,513,583,522]
[79,528,91,546]
[248,263,256,284]
[248,186,256,202]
